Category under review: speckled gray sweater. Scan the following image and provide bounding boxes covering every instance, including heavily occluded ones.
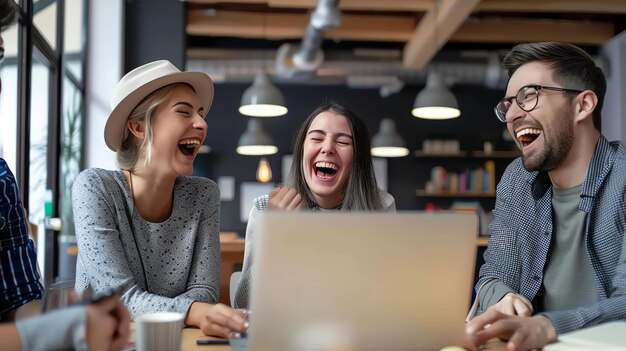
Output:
[72,168,220,318]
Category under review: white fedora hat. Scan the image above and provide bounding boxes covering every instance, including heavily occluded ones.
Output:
[104,60,214,151]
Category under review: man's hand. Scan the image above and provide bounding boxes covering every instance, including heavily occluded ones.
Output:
[491,293,533,317]
[192,303,247,338]
[464,309,557,351]
[268,187,302,211]
[85,294,130,351]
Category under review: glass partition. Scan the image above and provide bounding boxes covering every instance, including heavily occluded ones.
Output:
[64,0,83,81]
[33,1,58,51]
[28,54,51,225]
[59,76,82,237]
[0,22,19,171]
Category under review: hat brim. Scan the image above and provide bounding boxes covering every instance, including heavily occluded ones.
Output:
[104,71,214,151]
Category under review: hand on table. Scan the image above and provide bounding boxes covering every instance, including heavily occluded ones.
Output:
[196,303,248,338]
[85,294,130,351]
[490,293,533,317]
[268,187,302,211]
[464,308,557,351]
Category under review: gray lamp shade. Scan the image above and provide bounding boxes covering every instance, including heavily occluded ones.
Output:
[236,119,278,155]
[239,71,288,117]
[412,71,461,120]
[371,119,409,157]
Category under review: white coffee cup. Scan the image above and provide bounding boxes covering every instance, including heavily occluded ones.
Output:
[135,312,184,351]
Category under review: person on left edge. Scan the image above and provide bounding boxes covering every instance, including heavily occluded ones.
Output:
[0,161,43,322]
[1,1,130,350]
[0,0,44,324]
[72,60,247,338]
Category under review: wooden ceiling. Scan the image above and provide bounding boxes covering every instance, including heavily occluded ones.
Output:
[185,0,626,69]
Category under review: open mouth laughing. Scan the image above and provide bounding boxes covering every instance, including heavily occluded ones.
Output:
[178,138,201,158]
[516,127,542,149]
[314,161,338,179]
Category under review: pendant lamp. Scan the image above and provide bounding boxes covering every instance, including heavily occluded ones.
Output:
[412,71,460,120]
[239,71,288,117]
[371,119,409,157]
[236,119,278,156]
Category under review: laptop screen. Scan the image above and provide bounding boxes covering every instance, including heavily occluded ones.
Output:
[248,211,478,351]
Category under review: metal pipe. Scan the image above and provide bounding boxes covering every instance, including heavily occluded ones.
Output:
[293,0,342,70]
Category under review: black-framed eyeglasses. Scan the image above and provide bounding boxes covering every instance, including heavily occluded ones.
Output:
[494,85,583,123]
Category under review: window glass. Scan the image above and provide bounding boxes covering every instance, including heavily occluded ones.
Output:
[63,0,83,81]
[59,77,82,236]
[0,22,19,171]
[33,2,57,51]
[28,55,50,224]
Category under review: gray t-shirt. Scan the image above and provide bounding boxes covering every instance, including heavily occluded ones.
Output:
[475,185,599,315]
[542,184,598,311]
[72,168,221,317]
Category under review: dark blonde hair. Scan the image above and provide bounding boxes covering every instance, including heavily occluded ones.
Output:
[117,83,190,170]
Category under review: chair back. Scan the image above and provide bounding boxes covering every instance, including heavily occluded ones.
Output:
[229,271,242,307]
[42,280,76,312]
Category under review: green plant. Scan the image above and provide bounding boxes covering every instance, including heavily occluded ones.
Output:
[59,86,83,237]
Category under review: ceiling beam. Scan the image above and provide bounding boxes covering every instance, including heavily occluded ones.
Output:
[453,17,615,45]
[188,10,303,39]
[476,0,626,14]
[267,0,434,11]
[187,9,618,46]
[402,0,480,69]
[187,10,417,41]
[186,0,435,11]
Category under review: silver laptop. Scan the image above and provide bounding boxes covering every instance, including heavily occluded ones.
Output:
[248,211,478,351]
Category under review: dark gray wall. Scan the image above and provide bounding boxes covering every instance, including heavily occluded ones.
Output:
[124,0,186,72]
[194,83,514,234]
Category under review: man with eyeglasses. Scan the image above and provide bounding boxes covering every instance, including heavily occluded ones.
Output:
[0,1,130,350]
[464,42,626,351]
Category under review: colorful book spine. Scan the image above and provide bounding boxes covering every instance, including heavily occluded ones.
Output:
[485,160,496,194]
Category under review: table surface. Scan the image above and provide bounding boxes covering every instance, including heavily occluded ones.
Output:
[131,327,512,351]
[185,329,231,351]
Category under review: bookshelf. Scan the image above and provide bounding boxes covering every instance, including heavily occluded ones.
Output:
[470,151,519,158]
[476,237,489,247]
[414,150,519,159]
[414,149,519,242]
[415,190,495,198]
[414,149,519,197]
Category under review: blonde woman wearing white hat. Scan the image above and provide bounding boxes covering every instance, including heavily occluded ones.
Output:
[72,60,247,338]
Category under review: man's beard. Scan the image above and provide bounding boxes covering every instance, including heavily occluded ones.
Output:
[522,107,574,172]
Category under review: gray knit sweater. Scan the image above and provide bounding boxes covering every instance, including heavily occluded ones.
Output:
[233,189,396,308]
[72,168,220,317]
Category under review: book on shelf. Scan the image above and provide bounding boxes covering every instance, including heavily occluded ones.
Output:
[485,160,496,194]
[424,161,496,195]
[449,201,491,236]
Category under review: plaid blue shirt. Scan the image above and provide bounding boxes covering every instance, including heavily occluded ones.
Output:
[0,158,43,320]
[476,136,626,334]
